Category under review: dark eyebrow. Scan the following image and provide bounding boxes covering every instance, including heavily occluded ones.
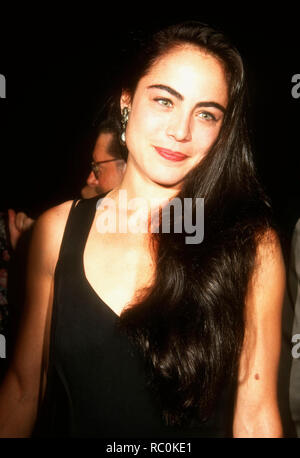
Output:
[195,101,226,113]
[147,84,183,101]
[147,84,226,113]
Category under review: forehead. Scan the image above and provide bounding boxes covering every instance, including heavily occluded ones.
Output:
[139,45,228,106]
[93,132,113,161]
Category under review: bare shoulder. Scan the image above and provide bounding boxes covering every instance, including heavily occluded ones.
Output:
[30,200,75,277]
[35,200,74,233]
[255,228,284,266]
[248,228,286,306]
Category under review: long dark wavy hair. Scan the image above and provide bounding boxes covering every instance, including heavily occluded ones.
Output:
[109,22,274,426]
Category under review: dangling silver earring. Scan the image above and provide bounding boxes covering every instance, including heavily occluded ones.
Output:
[120,107,130,145]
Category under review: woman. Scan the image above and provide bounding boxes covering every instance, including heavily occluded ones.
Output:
[0,21,285,437]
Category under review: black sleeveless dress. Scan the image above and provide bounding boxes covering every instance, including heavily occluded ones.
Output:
[34,195,234,438]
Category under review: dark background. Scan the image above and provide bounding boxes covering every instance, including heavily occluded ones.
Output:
[0,7,299,250]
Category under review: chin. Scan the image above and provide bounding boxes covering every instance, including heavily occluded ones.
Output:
[149,171,186,189]
[81,186,100,199]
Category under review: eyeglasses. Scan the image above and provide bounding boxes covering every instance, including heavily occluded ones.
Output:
[91,159,120,178]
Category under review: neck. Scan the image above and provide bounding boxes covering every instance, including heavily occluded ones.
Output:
[99,158,183,240]
[112,157,181,210]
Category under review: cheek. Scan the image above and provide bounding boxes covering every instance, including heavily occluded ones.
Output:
[128,96,166,140]
[143,111,165,139]
[193,124,222,152]
[127,111,163,150]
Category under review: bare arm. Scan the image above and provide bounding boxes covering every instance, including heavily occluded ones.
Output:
[0,201,73,437]
[233,230,286,438]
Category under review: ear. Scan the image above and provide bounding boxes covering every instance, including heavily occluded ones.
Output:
[120,90,132,111]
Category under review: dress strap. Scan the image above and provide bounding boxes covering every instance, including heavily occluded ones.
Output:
[56,193,108,269]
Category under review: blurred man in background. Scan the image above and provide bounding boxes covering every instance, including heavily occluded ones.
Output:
[81,119,126,199]
[8,119,126,247]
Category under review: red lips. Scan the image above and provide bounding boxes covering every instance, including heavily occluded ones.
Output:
[154,146,188,162]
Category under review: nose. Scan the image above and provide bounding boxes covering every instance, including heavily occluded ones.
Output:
[86,171,99,187]
[166,111,192,142]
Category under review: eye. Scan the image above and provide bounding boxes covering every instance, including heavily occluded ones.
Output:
[154,97,173,108]
[197,111,217,121]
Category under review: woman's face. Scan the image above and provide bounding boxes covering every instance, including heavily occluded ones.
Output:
[122,45,229,188]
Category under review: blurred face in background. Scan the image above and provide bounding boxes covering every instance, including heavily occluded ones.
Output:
[81,131,126,198]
